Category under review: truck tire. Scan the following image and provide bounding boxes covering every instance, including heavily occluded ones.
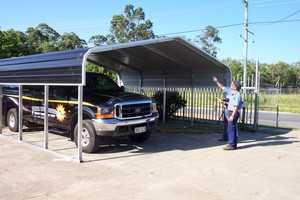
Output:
[129,130,151,143]
[7,108,18,132]
[74,120,100,153]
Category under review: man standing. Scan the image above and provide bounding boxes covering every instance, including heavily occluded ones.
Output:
[213,77,230,142]
[213,77,242,150]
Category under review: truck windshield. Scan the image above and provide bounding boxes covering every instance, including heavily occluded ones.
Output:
[85,74,121,91]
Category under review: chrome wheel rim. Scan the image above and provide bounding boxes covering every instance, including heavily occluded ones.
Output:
[9,114,16,129]
[81,127,90,147]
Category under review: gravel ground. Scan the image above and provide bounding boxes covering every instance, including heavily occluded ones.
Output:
[1,126,300,200]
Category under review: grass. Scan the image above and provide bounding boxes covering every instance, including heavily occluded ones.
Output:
[278,94,300,113]
[259,93,300,114]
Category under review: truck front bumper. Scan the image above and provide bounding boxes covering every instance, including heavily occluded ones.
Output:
[92,113,159,137]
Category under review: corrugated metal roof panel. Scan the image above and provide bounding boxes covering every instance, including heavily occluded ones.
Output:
[87,37,231,87]
[0,37,231,87]
[0,48,89,85]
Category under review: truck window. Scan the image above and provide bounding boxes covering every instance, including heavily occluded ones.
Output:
[85,73,121,91]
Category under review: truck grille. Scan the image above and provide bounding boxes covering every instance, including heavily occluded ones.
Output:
[116,102,151,119]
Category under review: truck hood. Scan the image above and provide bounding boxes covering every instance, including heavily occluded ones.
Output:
[83,91,151,106]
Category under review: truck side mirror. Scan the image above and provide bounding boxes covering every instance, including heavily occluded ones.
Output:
[120,86,125,92]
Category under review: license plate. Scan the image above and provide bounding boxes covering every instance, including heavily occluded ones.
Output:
[134,126,146,133]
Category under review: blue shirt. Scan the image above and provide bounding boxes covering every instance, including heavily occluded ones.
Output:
[224,87,242,111]
[223,87,231,117]
[223,87,231,99]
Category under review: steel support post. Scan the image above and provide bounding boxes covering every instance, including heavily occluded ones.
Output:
[77,85,83,162]
[44,85,49,149]
[18,85,23,141]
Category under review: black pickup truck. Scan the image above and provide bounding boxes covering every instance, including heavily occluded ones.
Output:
[2,72,159,153]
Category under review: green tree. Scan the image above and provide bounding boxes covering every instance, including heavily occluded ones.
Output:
[222,58,243,80]
[87,4,155,77]
[57,32,87,50]
[222,58,272,87]
[86,63,117,81]
[266,62,298,88]
[295,67,300,88]
[258,62,269,85]
[89,35,108,46]
[293,61,300,68]
[0,29,28,58]
[89,4,154,46]
[152,91,187,120]
[291,61,300,88]
[24,23,87,54]
[1,23,87,58]
[26,23,60,54]
[194,25,222,57]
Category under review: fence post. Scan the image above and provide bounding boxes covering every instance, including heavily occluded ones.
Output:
[276,105,279,127]
[253,59,259,130]
[191,87,194,127]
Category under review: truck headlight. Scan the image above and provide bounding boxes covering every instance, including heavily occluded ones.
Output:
[96,106,114,119]
[151,103,157,113]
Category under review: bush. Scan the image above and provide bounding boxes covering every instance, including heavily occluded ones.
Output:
[152,91,187,120]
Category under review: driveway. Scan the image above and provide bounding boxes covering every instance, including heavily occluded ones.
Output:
[0,126,300,200]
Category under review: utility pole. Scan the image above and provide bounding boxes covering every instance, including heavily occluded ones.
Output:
[243,0,249,90]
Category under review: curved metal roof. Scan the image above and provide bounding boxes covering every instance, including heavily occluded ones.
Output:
[0,37,231,87]
[0,48,89,85]
[87,37,231,87]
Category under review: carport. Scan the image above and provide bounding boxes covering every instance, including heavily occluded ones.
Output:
[0,36,231,162]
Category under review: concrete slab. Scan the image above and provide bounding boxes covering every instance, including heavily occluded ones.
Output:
[1,127,300,200]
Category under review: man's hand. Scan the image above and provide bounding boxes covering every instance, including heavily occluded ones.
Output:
[219,99,225,105]
[213,76,218,83]
[213,76,224,90]
[229,107,238,122]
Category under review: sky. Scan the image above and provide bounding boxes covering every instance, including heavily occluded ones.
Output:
[1,0,299,64]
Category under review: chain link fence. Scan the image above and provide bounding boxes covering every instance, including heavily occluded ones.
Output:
[258,83,280,127]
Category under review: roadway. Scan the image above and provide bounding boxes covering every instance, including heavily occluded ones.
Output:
[180,107,300,129]
[258,111,300,129]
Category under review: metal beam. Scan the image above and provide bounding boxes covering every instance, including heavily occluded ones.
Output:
[18,85,23,141]
[98,53,143,75]
[144,46,193,73]
[44,85,49,149]
[116,49,166,74]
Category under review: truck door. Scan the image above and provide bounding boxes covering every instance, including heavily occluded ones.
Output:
[47,86,72,130]
[29,85,44,124]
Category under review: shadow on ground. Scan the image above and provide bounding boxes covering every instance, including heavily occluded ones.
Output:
[1,125,298,163]
[91,126,298,155]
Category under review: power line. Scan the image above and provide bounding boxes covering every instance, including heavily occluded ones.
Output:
[252,0,300,7]
[160,23,245,36]
[159,18,300,36]
[160,7,300,36]
[250,18,300,25]
[269,9,300,24]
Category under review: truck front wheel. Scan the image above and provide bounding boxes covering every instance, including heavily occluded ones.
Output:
[74,120,100,153]
[7,108,18,132]
[129,130,151,143]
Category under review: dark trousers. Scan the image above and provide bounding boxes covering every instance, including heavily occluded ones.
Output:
[227,111,240,147]
[222,107,228,140]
